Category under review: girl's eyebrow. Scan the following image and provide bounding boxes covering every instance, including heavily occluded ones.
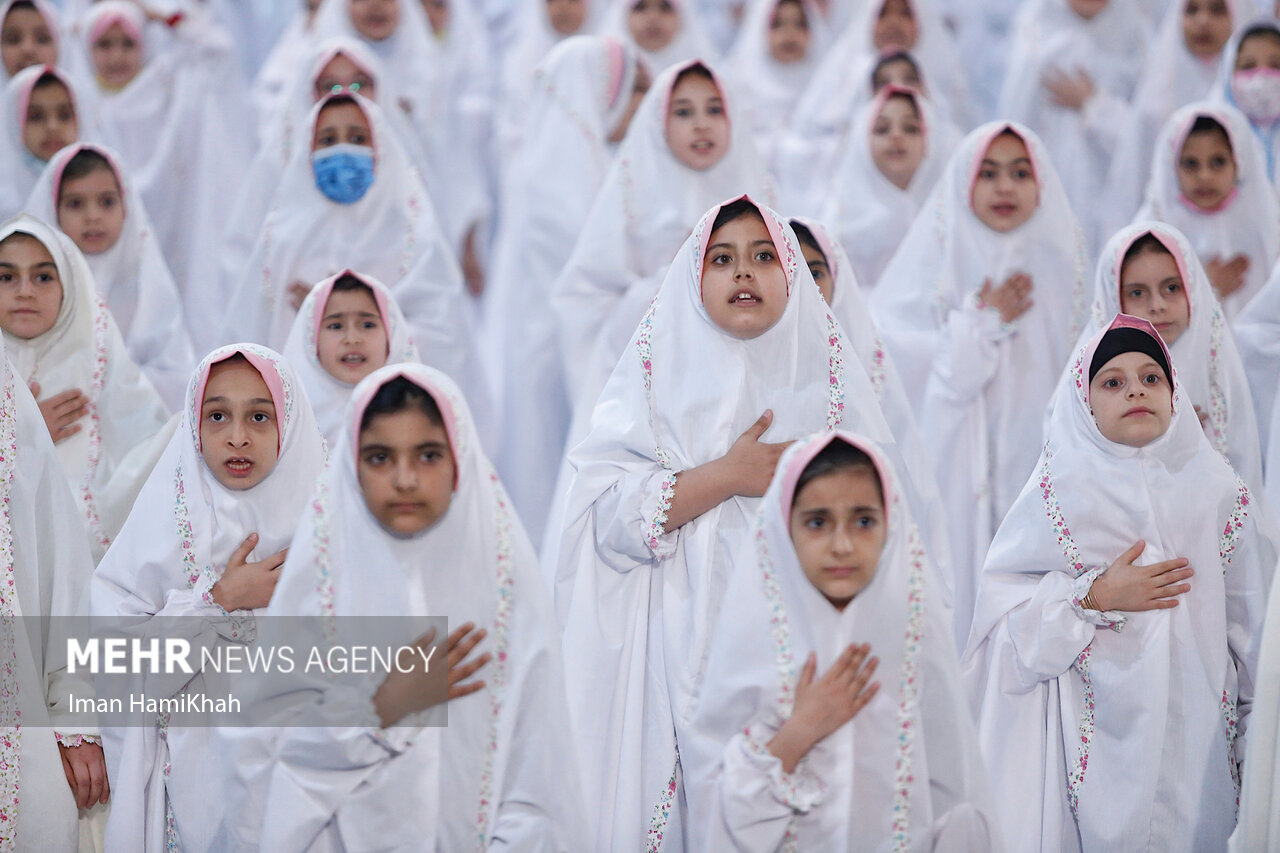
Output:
[323,310,380,321]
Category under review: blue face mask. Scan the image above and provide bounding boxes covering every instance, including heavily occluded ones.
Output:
[312,143,375,204]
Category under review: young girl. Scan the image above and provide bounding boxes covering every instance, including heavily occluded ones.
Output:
[1217,20,1280,179]
[997,0,1148,255]
[683,432,997,850]
[90,343,327,853]
[0,214,169,560]
[1135,102,1279,317]
[821,86,959,288]
[555,196,899,851]
[281,270,418,446]
[0,0,58,79]
[872,122,1090,646]
[237,364,584,849]
[1084,222,1263,491]
[25,142,194,409]
[489,34,645,548]
[964,315,1276,851]
[0,65,85,218]
[605,0,713,77]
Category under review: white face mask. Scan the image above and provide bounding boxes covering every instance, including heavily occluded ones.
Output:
[1233,67,1280,124]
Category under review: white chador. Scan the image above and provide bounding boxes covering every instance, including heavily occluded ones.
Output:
[90,343,326,853]
[1135,101,1280,320]
[1234,266,1280,511]
[963,316,1277,853]
[1078,222,1264,494]
[25,142,195,410]
[871,122,1089,647]
[281,270,419,447]
[0,214,170,562]
[682,432,999,851]
[1231,547,1280,852]
[236,365,585,851]
[554,197,898,852]
[601,0,716,77]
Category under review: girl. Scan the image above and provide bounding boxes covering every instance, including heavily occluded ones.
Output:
[281,269,418,446]
[997,0,1148,256]
[554,195,898,851]
[25,142,195,409]
[239,364,584,850]
[1135,102,1279,317]
[683,432,998,850]
[964,315,1276,851]
[220,93,491,447]
[0,65,86,218]
[1215,20,1280,180]
[872,122,1090,647]
[604,0,714,77]
[0,0,58,79]
[488,34,645,548]
[1082,222,1262,492]
[0,214,169,561]
[90,343,327,853]
[821,86,959,288]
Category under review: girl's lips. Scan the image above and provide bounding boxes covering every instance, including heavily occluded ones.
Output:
[1123,407,1155,418]
[224,458,255,477]
[990,203,1017,216]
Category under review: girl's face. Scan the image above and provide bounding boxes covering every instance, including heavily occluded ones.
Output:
[665,73,729,170]
[57,166,125,255]
[358,407,455,535]
[420,0,448,35]
[1119,248,1189,346]
[799,239,833,304]
[629,0,679,53]
[1182,0,1231,60]
[312,101,372,150]
[1235,31,1280,71]
[200,359,280,490]
[870,95,925,190]
[1067,0,1108,19]
[0,233,60,339]
[91,22,142,89]
[349,0,399,40]
[871,56,922,93]
[313,52,376,101]
[789,466,886,610]
[1,6,55,77]
[700,213,788,339]
[1088,351,1173,447]
[872,0,916,53]
[316,287,389,384]
[768,0,809,64]
[1177,128,1236,210]
[607,59,650,144]
[971,132,1038,233]
[23,79,75,160]
[546,0,586,35]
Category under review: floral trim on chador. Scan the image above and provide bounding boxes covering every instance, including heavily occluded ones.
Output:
[0,364,20,851]
[1206,310,1229,457]
[645,758,679,853]
[53,733,100,749]
[1219,475,1250,570]
[1222,690,1240,811]
[78,299,111,552]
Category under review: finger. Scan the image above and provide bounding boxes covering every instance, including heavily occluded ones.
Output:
[415,627,438,650]
[1153,583,1191,598]
[446,622,475,651]
[1122,539,1146,564]
[28,381,40,399]
[746,410,773,440]
[848,656,880,693]
[99,752,110,803]
[264,548,289,570]
[448,679,486,700]
[798,652,816,688]
[1148,558,1191,575]
[229,533,259,569]
[59,747,75,793]
[71,756,90,809]
[449,628,487,666]
[1146,597,1180,610]
[978,278,992,300]
[849,681,881,715]
[87,755,105,810]
[450,652,491,684]
[56,424,82,440]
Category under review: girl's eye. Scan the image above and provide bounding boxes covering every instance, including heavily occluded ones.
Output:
[711,252,731,264]
[1180,158,1198,171]
[804,517,825,530]
[856,515,876,529]
[101,195,117,208]
[365,452,388,466]
[349,131,368,144]
[1164,282,1181,294]
[209,412,226,422]
[1127,288,1144,299]
[252,412,271,423]
[325,321,342,331]
[1210,155,1228,169]
[0,273,12,283]
[754,250,775,262]
[420,450,443,462]
[1104,378,1121,389]
[708,104,724,116]
[673,107,691,118]
[66,199,82,210]
[1014,168,1032,180]
[361,320,379,330]
[810,267,825,281]
[978,168,995,180]
[1143,373,1162,384]
[35,273,54,283]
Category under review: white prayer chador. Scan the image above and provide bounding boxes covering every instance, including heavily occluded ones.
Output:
[551,59,775,412]
[723,0,830,164]
[963,315,1276,853]
[555,196,896,852]
[90,343,327,853]
[0,65,88,219]
[1079,221,1264,492]
[1102,0,1244,237]
[281,270,419,447]
[602,0,716,77]
[1135,101,1280,320]
[249,2,317,140]
[1230,556,1280,853]
[871,122,1090,648]
[24,142,194,410]
[682,432,999,851]
[1234,267,1280,510]
[997,0,1147,254]
[244,364,585,851]
[489,34,640,549]
[0,214,169,560]
[819,86,960,291]
[1214,18,1280,180]
[220,93,491,443]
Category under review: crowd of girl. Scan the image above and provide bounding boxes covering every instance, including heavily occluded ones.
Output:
[2,0,1280,851]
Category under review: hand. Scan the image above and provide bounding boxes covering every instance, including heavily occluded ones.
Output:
[31,383,89,444]
[58,741,109,809]
[461,226,485,297]
[1193,404,1210,432]
[768,645,879,773]
[373,623,490,727]
[1205,254,1250,299]
[1088,539,1193,612]
[977,273,1034,324]
[210,533,287,612]
[1042,67,1095,111]
[722,410,794,498]
[287,281,312,312]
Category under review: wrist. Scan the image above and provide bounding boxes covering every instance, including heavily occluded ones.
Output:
[710,454,743,499]
[1085,578,1108,612]
[210,580,237,612]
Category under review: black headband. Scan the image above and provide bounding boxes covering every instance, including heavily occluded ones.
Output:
[1088,327,1172,385]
